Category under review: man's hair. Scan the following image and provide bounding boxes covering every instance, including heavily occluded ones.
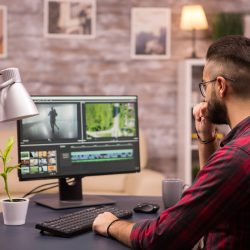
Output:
[206,35,250,98]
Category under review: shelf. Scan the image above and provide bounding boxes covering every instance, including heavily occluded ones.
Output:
[177,59,205,185]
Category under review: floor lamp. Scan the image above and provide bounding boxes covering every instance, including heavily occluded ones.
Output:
[180,5,208,58]
[0,68,38,122]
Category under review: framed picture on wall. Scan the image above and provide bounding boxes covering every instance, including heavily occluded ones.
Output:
[0,6,7,58]
[44,0,96,39]
[244,15,250,38]
[131,8,171,59]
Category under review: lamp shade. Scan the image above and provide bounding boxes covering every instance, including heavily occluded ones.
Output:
[180,5,208,30]
[0,68,38,122]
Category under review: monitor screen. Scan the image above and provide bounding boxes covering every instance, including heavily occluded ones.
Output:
[17,95,140,209]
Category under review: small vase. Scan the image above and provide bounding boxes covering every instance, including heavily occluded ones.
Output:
[1,198,29,225]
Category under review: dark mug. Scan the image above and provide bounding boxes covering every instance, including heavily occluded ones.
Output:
[162,179,184,208]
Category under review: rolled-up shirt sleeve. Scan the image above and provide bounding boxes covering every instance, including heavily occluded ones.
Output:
[130,145,249,250]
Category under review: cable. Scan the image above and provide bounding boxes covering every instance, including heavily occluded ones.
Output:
[22,182,58,198]
[22,178,76,198]
[24,184,59,197]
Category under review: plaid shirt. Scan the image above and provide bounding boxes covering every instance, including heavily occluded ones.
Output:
[131,116,250,250]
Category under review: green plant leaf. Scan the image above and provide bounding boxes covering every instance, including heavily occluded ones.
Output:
[0,136,16,201]
[2,137,14,160]
[0,173,6,178]
[6,165,20,174]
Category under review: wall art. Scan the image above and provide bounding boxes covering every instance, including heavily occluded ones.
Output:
[44,0,96,39]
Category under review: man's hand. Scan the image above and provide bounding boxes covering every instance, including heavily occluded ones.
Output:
[193,102,219,169]
[92,212,118,237]
[193,102,215,141]
[92,212,135,247]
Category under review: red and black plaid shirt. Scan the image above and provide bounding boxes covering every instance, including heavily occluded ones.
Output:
[131,116,250,250]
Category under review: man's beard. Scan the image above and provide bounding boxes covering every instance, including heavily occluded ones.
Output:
[207,90,229,125]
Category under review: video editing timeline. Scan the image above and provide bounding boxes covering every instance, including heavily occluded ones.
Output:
[71,149,133,163]
[18,96,140,180]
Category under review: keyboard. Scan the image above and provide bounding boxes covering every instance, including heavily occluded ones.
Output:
[35,205,133,237]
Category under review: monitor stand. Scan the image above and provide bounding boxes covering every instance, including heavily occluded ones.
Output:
[33,177,115,210]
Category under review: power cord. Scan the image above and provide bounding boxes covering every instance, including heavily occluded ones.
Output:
[22,182,58,198]
[22,178,77,198]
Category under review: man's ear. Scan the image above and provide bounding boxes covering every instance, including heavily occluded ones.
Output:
[216,76,228,98]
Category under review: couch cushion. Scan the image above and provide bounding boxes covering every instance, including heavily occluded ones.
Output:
[139,130,148,169]
[82,174,127,193]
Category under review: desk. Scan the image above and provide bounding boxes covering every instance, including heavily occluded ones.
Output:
[0,194,163,250]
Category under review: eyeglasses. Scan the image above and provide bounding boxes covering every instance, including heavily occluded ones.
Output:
[199,78,217,97]
[198,76,235,97]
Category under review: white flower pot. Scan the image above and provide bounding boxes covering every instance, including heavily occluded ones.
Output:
[1,198,29,225]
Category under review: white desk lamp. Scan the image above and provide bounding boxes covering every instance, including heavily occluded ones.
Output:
[0,68,38,122]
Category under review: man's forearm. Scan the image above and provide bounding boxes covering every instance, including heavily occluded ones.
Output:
[198,139,219,169]
[108,220,135,248]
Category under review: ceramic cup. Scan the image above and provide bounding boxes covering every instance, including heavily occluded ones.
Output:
[162,179,184,208]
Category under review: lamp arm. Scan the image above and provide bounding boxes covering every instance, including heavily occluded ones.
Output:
[0,79,15,91]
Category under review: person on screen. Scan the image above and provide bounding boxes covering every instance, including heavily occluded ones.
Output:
[48,107,59,135]
[92,35,250,249]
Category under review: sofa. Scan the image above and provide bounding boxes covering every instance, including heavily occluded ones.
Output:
[0,121,165,200]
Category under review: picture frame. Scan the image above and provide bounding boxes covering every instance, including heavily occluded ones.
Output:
[0,6,7,58]
[44,0,96,39]
[244,14,250,38]
[131,8,171,60]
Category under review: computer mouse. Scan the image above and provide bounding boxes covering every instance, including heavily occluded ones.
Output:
[133,203,160,214]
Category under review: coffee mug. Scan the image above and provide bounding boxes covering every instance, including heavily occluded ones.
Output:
[162,179,184,208]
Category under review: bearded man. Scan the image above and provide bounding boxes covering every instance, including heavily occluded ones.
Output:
[92,35,250,250]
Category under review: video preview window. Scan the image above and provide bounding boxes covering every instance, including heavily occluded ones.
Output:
[21,103,79,142]
[85,102,137,140]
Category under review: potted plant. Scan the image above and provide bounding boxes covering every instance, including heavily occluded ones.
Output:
[0,137,29,225]
[212,12,243,40]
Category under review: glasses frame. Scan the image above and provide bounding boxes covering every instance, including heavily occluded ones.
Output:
[198,76,235,97]
[199,78,217,97]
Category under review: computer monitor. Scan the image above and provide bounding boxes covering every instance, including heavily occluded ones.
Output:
[17,95,140,209]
